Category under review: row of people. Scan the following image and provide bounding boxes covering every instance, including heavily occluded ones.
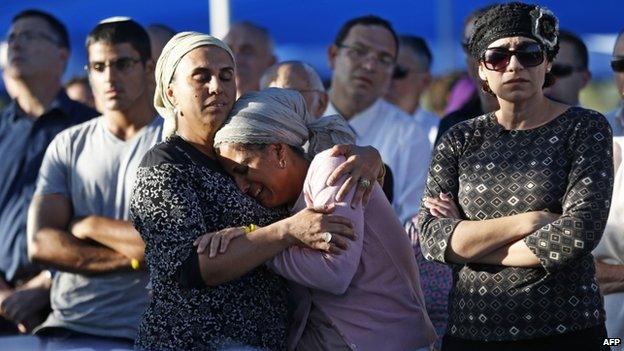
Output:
[0,3,623,351]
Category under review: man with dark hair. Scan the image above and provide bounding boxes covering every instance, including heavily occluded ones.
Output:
[0,9,96,334]
[385,35,439,147]
[224,21,277,98]
[544,30,591,106]
[604,29,624,137]
[27,17,161,347]
[324,15,430,225]
[435,6,499,144]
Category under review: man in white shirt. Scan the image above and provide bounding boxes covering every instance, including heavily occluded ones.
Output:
[385,35,439,147]
[324,15,430,224]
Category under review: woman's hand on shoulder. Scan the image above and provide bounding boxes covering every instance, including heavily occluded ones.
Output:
[327,144,383,207]
[283,204,356,254]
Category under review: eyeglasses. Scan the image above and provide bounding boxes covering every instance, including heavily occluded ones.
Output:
[85,57,141,73]
[337,44,396,68]
[392,65,409,79]
[612,58,624,73]
[6,31,59,45]
[482,43,544,72]
[550,63,585,77]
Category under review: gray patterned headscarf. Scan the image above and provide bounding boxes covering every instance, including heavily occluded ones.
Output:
[154,31,235,137]
[214,88,355,157]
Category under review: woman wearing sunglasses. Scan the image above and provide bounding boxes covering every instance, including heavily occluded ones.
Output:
[418,3,613,351]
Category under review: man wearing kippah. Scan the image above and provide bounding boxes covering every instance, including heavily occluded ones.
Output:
[25,18,162,348]
[324,15,430,225]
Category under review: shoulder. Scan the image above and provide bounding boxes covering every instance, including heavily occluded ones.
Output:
[309,150,346,173]
[62,98,99,123]
[563,107,611,133]
[307,150,346,189]
[139,138,190,168]
[50,116,104,145]
[436,113,491,151]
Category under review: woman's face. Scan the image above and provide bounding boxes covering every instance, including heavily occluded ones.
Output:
[217,143,303,208]
[168,46,236,139]
[478,36,551,102]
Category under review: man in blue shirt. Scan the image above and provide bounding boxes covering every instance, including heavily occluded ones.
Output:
[0,9,96,334]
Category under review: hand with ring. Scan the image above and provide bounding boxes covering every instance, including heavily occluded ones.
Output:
[323,232,333,243]
[358,178,371,189]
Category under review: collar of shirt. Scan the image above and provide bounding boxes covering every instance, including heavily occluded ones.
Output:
[325,99,384,142]
[7,89,73,123]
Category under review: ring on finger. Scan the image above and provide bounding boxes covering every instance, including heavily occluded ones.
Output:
[358,178,371,188]
[322,232,332,243]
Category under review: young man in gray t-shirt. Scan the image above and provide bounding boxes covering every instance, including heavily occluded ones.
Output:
[27,18,161,346]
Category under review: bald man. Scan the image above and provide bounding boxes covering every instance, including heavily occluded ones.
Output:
[260,61,328,118]
[224,22,276,98]
[146,24,175,61]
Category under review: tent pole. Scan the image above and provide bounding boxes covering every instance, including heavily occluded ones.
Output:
[209,0,231,39]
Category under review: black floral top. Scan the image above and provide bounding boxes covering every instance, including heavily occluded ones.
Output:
[418,107,613,341]
[131,136,289,350]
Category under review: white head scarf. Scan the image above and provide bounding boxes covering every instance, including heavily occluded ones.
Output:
[213,88,355,157]
[154,31,235,137]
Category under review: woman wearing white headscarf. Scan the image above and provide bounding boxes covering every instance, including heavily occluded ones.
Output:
[204,88,436,351]
[130,32,382,350]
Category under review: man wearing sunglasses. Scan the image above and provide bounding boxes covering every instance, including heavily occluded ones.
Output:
[385,35,439,148]
[324,15,430,226]
[27,18,161,348]
[605,29,624,137]
[0,9,97,335]
[543,30,591,106]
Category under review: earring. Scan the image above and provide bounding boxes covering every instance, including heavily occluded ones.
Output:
[278,160,285,169]
[480,79,495,96]
[173,107,183,117]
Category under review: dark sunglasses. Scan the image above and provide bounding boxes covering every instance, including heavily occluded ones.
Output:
[482,44,544,72]
[392,65,409,79]
[550,63,585,77]
[85,57,141,73]
[612,58,624,73]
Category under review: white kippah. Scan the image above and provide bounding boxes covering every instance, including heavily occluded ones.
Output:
[99,16,132,24]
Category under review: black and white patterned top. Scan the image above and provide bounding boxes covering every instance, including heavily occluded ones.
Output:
[418,107,613,341]
[131,136,289,350]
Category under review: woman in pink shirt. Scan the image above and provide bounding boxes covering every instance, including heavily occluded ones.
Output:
[206,88,436,351]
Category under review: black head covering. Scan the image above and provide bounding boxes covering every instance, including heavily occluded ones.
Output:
[468,2,559,61]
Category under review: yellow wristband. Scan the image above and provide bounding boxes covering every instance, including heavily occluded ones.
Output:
[243,224,258,234]
[130,258,140,270]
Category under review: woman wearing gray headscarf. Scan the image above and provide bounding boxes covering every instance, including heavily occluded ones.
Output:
[130,32,382,350]
[199,88,436,351]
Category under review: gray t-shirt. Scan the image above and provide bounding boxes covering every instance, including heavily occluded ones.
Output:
[34,116,163,340]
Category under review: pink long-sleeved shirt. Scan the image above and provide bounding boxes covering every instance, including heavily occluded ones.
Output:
[268,150,436,351]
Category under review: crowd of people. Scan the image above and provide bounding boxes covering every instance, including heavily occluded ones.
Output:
[0,2,622,351]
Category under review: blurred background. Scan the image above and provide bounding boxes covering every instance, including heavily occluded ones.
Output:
[0,0,622,112]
